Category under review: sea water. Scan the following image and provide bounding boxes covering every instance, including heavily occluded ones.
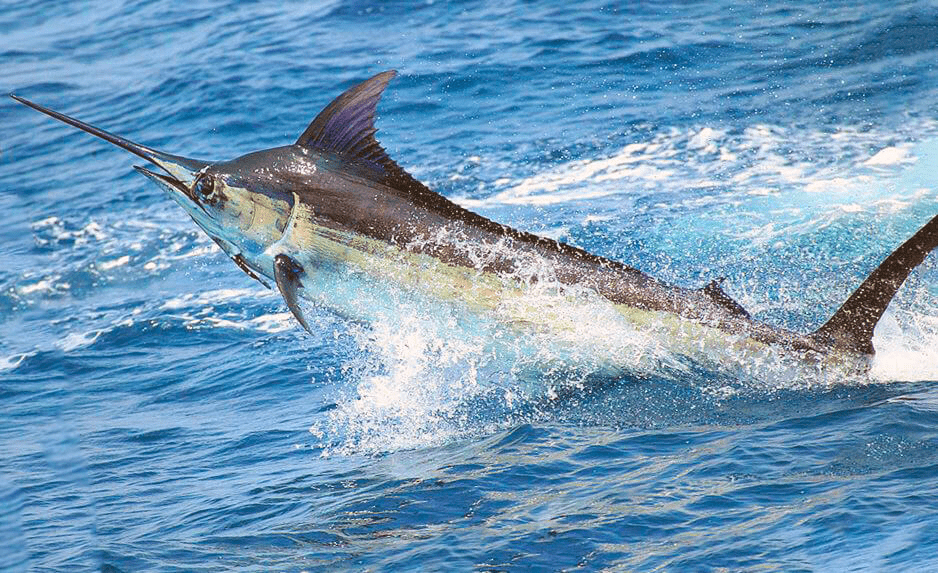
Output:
[3,1,938,570]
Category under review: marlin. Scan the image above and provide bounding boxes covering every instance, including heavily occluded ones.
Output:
[11,71,938,361]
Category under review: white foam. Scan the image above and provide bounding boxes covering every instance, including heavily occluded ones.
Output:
[865,145,916,167]
[98,255,131,270]
[56,330,102,352]
[802,176,872,194]
[313,310,499,456]
[583,214,614,224]
[870,310,938,382]
[31,216,61,228]
[194,311,294,333]
[458,121,938,213]
[32,219,108,247]
[0,353,30,372]
[247,312,295,333]
[161,288,265,310]
[19,279,56,295]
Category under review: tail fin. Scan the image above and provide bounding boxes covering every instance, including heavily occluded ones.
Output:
[812,212,938,354]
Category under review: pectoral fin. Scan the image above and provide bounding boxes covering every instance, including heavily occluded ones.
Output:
[273,254,311,334]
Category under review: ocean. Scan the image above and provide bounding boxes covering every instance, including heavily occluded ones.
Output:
[3,1,938,570]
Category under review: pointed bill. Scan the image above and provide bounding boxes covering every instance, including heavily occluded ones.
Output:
[133,165,193,201]
[9,94,208,186]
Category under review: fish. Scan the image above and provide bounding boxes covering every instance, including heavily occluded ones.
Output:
[11,71,938,361]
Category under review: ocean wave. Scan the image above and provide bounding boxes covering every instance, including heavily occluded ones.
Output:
[456,122,933,211]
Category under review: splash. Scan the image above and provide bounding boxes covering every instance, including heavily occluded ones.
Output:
[310,229,882,456]
[311,126,938,455]
[871,308,938,382]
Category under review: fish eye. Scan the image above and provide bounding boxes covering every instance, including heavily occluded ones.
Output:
[193,175,215,200]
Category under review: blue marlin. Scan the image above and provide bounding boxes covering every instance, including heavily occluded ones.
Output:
[11,71,938,359]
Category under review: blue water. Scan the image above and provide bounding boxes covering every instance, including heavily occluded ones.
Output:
[4,0,938,570]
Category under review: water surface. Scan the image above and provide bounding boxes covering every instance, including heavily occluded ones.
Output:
[3,1,938,570]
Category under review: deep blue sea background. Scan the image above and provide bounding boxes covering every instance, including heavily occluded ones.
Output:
[4,1,938,571]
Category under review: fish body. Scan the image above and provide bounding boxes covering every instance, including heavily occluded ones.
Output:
[12,71,938,362]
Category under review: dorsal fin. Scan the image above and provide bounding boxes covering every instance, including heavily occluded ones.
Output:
[295,70,437,199]
[812,212,938,354]
[297,70,395,160]
[295,70,661,280]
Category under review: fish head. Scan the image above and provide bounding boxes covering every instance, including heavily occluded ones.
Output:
[158,146,307,250]
[133,161,265,247]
